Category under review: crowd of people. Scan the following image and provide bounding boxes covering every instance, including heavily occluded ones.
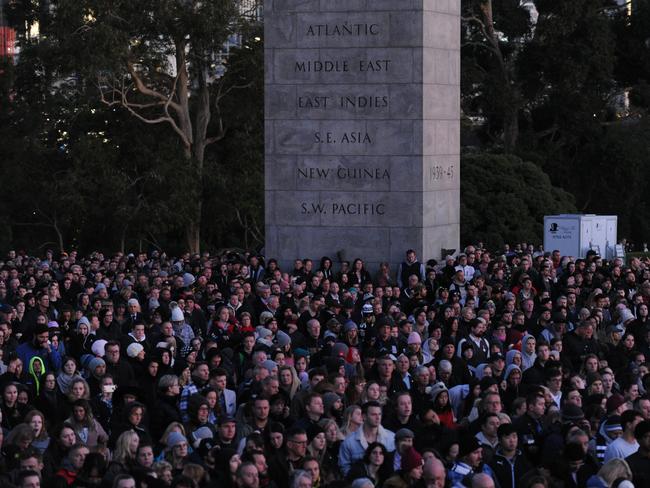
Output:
[0,244,649,488]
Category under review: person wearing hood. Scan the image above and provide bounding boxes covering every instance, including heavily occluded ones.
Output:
[501,364,523,413]
[520,335,537,371]
[594,413,624,465]
[85,356,107,397]
[434,337,472,387]
[184,394,216,444]
[94,308,121,341]
[67,317,94,359]
[27,356,47,399]
[430,383,456,429]
[421,336,439,366]
[170,302,194,357]
[109,400,151,448]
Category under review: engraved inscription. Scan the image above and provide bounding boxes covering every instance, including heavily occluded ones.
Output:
[305,23,380,37]
[314,132,372,144]
[297,167,391,180]
[430,164,456,181]
[294,59,391,73]
[300,202,386,215]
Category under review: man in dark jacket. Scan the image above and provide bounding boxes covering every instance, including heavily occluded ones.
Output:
[626,420,650,487]
[490,423,533,488]
[562,318,601,371]
[104,340,135,387]
[513,392,546,465]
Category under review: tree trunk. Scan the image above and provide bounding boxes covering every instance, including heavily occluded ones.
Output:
[503,106,519,153]
[54,223,64,253]
[186,208,201,254]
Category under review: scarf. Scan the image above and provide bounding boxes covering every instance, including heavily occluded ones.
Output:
[57,372,82,394]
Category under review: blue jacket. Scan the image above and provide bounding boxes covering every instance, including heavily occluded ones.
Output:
[338,426,395,476]
[17,341,62,373]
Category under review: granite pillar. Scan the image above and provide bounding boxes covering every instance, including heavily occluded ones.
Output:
[265,0,460,270]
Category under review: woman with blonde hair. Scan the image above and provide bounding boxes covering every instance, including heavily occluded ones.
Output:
[587,458,633,487]
[106,430,139,477]
[319,418,343,481]
[66,378,91,402]
[278,365,301,399]
[360,381,383,405]
[340,405,363,437]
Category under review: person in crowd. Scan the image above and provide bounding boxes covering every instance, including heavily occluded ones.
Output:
[1,246,650,488]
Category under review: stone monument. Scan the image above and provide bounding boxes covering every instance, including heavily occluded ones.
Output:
[265,0,460,269]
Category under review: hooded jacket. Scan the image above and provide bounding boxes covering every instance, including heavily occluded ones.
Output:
[28,356,46,396]
[520,335,537,371]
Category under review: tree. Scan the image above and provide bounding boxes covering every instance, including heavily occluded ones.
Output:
[461,152,576,248]
[461,0,533,151]
[518,0,615,160]
[13,0,251,253]
[612,0,650,111]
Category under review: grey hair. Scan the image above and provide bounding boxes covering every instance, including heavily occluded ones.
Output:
[290,470,312,488]
[158,374,179,392]
[438,360,453,373]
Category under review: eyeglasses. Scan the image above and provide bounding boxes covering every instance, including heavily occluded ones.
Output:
[289,439,308,445]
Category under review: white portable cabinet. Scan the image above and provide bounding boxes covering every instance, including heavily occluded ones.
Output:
[543,214,618,258]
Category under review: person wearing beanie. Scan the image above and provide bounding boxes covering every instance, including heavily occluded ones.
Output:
[449,433,496,487]
[124,342,147,378]
[489,423,532,488]
[169,301,195,357]
[390,427,416,472]
[594,415,624,464]
[85,356,107,397]
[604,409,642,462]
[406,331,422,358]
[625,419,650,486]
[126,342,144,360]
[383,446,423,488]
[165,431,190,471]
